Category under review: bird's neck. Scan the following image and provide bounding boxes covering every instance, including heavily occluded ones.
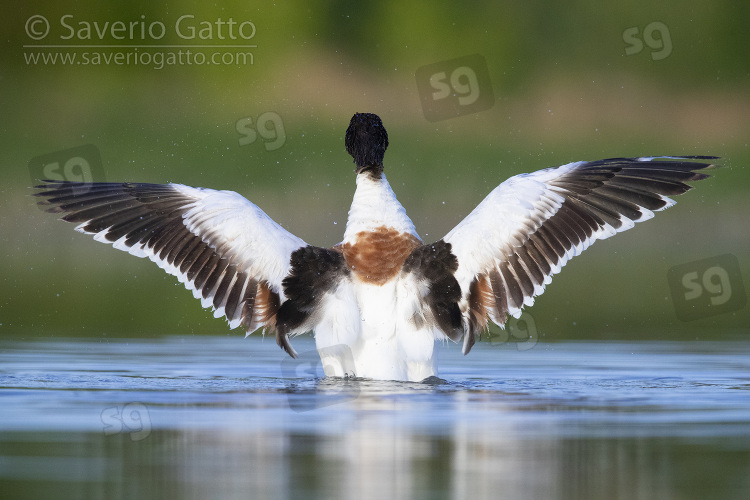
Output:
[343,172,420,243]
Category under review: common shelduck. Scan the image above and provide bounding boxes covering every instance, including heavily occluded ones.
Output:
[35,113,717,381]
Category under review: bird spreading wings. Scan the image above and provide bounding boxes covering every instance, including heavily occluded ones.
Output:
[35,113,717,380]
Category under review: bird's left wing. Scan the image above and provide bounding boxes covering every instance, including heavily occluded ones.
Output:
[442,156,718,354]
[34,180,307,351]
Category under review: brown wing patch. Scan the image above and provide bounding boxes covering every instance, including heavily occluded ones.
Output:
[342,226,421,285]
[250,279,296,357]
[463,273,497,354]
[468,273,494,333]
[253,280,281,326]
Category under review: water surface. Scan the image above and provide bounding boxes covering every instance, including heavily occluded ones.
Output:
[1,336,749,499]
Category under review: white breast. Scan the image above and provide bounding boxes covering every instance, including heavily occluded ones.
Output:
[315,278,437,381]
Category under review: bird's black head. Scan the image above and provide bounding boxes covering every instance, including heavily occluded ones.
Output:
[345,112,388,177]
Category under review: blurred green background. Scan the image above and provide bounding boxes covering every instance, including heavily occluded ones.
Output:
[1,0,748,342]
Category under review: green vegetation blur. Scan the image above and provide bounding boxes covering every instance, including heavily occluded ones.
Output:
[1,1,748,342]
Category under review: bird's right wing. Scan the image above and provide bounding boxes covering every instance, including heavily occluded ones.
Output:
[35,180,307,353]
[442,156,718,353]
